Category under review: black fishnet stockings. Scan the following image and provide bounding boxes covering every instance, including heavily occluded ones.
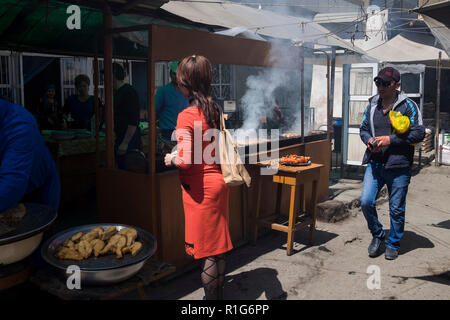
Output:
[200,254,226,300]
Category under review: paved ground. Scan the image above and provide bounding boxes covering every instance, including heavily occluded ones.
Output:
[127,164,450,300]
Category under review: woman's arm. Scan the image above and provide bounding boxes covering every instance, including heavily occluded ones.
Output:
[172,112,194,170]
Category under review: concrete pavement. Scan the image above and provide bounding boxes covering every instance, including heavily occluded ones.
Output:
[136,164,450,300]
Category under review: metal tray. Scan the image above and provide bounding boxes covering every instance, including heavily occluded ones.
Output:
[279,160,311,167]
[41,224,157,272]
[0,203,57,246]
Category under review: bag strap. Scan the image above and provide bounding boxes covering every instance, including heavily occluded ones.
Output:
[220,112,226,131]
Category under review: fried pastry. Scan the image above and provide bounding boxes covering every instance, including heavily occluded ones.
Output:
[100,234,122,255]
[115,236,127,259]
[56,226,141,260]
[63,239,76,250]
[56,247,83,260]
[122,241,142,257]
[101,226,117,241]
[77,240,93,259]
[118,228,138,246]
[90,239,105,257]
[71,232,83,242]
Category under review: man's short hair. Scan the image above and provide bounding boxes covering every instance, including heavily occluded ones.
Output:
[74,74,90,88]
[112,63,125,81]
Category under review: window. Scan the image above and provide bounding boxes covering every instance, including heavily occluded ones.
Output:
[349,68,373,96]
[0,53,23,105]
[0,55,12,100]
[60,57,90,104]
[349,100,368,126]
[211,64,235,100]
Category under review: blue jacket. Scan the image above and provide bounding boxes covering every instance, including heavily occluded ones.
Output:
[0,99,60,213]
[360,92,425,169]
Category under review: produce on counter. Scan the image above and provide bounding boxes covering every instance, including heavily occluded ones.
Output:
[280,154,311,165]
[56,226,142,260]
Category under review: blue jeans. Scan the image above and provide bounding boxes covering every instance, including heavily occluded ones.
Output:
[360,161,411,250]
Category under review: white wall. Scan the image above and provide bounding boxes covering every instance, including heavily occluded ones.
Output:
[309,64,344,129]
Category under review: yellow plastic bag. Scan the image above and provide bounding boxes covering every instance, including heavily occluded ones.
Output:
[389,110,410,134]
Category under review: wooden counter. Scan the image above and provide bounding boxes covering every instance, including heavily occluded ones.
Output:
[97,139,331,270]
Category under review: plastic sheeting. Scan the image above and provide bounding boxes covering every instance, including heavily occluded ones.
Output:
[214,27,267,41]
[422,15,450,58]
[366,34,449,62]
[161,0,367,55]
[385,63,426,74]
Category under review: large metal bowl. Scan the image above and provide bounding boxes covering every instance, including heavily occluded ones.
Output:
[41,224,157,286]
[0,203,57,266]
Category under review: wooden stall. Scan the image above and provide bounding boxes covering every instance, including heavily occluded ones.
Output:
[96,23,332,270]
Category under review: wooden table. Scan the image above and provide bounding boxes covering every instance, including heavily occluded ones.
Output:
[251,162,324,255]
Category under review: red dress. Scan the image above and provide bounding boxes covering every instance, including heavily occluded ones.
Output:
[174,106,233,259]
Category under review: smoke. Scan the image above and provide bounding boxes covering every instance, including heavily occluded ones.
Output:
[239,67,290,131]
[238,41,304,136]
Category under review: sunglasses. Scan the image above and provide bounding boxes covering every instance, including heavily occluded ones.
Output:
[374,78,393,88]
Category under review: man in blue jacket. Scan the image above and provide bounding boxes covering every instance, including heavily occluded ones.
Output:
[359,67,425,260]
[0,98,60,214]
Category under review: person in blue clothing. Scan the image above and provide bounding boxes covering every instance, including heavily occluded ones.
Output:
[0,98,60,214]
[359,67,425,260]
[64,74,103,131]
[155,61,189,141]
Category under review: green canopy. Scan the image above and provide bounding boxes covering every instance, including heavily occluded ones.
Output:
[0,0,207,58]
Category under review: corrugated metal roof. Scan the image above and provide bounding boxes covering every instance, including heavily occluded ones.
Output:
[161,0,367,55]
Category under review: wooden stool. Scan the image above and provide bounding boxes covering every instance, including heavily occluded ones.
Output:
[252,163,323,255]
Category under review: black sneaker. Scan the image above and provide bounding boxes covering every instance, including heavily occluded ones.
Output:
[368,237,384,257]
[385,247,399,260]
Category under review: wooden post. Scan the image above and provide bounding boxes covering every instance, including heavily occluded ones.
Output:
[147,26,160,258]
[300,46,305,144]
[435,52,442,166]
[148,28,156,176]
[93,35,100,167]
[103,5,114,169]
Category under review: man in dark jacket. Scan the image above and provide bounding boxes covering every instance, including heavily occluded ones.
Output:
[359,67,425,260]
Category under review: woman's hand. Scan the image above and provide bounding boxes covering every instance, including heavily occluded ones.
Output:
[164,153,174,167]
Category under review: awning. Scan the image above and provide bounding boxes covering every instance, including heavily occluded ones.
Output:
[161,0,367,55]
[413,0,450,26]
[366,34,449,62]
[0,0,209,57]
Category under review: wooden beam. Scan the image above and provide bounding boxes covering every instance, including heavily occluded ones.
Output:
[93,35,100,168]
[114,0,148,15]
[103,4,114,169]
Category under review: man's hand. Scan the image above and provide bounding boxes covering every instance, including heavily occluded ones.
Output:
[375,136,390,148]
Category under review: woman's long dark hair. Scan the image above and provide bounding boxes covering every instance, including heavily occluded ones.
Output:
[176,55,221,128]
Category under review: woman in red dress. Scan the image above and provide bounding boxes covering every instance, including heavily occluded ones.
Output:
[164,55,232,300]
